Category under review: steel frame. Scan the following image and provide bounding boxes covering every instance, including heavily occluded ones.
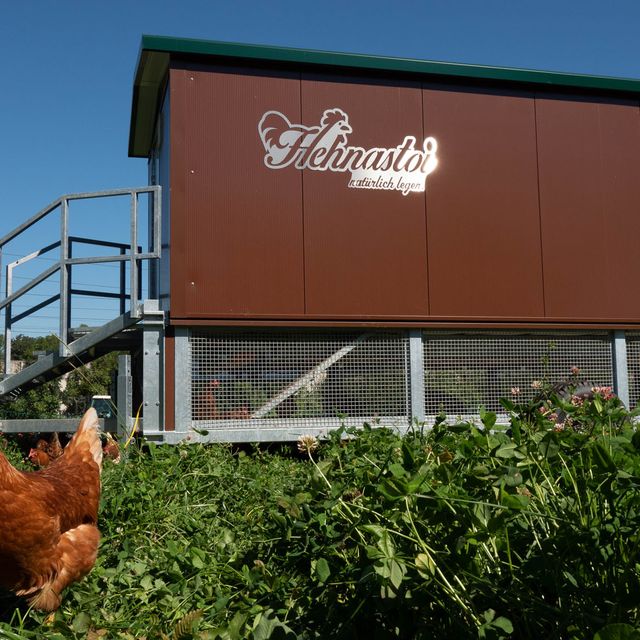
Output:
[0,418,111,434]
[152,327,635,444]
[0,187,161,375]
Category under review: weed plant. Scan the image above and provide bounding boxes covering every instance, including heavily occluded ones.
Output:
[1,381,640,639]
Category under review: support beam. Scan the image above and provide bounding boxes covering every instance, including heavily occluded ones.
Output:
[612,330,630,408]
[117,354,133,438]
[174,327,191,434]
[0,418,109,433]
[141,300,165,432]
[59,198,70,357]
[409,330,426,423]
[0,310,141,397]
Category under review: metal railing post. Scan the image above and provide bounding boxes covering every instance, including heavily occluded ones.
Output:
[154,186,161,295]
[119,246,126,315]
[130,193,139,318]
[148,191,157,300]
[4,264,12,377]
[67,238,73,338]
[59,198,70,357]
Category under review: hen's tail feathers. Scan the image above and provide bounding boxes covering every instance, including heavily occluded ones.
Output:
[66,407,103,473]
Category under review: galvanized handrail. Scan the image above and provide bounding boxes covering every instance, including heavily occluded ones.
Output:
[1,186,161,376]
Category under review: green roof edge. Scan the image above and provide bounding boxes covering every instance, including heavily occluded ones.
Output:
[140,34,640,91]
[129,34,640,157]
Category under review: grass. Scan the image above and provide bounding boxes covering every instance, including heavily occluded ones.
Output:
[0,440,309,639]
[1,382,640,639]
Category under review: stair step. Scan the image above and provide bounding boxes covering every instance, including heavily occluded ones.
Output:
[0,312,142,399]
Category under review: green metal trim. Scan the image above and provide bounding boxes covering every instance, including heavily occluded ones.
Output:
[140,34,640,91]
[129,34,640,157]
[129,47,170,157]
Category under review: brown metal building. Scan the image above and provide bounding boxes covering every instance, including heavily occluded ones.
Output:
[131,37,640,324]
[123,35,640,441]
[4,36,637,441]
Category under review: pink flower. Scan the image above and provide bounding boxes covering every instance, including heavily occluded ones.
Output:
[570,395,584,407]
[553,421,566,432]
[591,386,615,401]
[510,387,521,397]
[530,380,542,390]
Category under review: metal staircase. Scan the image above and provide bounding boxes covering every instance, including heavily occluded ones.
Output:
[0,186,161,429]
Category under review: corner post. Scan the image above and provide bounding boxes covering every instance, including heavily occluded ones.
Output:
[174,327,191,435]
[409,330,426,423]
[612,330,630,408]
[141,300,164,434]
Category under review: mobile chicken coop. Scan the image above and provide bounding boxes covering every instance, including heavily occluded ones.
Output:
[2,35,640,442]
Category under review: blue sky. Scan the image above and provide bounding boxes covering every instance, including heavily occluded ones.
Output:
[1,0,639,336]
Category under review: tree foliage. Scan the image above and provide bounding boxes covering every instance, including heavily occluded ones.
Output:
[0,333,118,419]
[63,352,119,417]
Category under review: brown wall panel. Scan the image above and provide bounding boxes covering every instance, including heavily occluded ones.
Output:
[423,88,545,317]
[166,59,640,326]
[537,97,640,319]
[301,76,429,316]
[169,66,305,317]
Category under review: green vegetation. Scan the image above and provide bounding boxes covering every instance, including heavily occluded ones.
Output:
[0,333,118,420]
[1,382,640,638]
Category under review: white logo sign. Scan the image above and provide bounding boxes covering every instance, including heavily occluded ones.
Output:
[258,108,438,196]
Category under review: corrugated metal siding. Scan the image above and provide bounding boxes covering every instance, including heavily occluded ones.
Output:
[537,96,640,320]
[170,66,305,318]
[166,62,640,325]
[301,75,429,317]
[424,87,544,317]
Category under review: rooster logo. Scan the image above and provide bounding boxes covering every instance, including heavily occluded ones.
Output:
[257,107,439,196]
[258,108,352,169]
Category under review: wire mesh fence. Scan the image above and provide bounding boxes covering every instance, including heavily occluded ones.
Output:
[189,330,410,430]
[185,329,621,435]
[423,331,614,415]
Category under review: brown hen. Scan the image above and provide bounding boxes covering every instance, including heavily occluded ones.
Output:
[0,408,103,611]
